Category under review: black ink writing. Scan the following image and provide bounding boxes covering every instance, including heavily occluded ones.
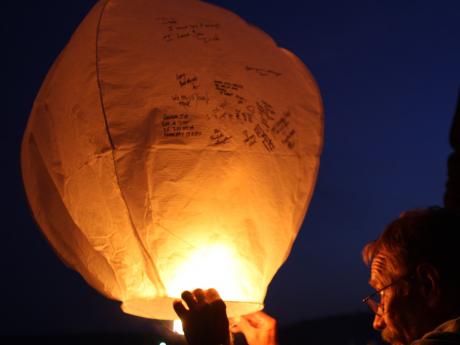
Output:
[157,17,220,44]
[162,113,201,137]
[242,130,257,147]
[246,66,282,77]
[257,100,275,130]
[271,111,291,135]
[172,93,209,107]
[214,80,243,97]
[209,129,232,146]
[254,124,275,152]
[235,94,246,104]
[207,103,254,123]
[156,17,177,25]
[282,129,296,149]
[176,73,199,89]
[271,111,296,150]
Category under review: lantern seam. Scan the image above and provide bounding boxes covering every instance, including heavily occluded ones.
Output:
[94,0,167,296]
[95,0,115,151]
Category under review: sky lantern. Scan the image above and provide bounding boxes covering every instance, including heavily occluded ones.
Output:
[21,0,323,320]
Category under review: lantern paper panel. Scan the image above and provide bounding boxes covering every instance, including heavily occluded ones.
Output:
[21,0,323,320]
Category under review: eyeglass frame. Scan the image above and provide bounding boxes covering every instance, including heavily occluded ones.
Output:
[362,274,415,316]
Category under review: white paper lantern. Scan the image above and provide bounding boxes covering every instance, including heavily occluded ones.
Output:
[21,0,323,320]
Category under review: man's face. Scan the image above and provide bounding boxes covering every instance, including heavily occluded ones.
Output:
[369,254,425,345]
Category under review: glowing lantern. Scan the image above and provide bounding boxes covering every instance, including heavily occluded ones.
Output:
[21,0,323,320]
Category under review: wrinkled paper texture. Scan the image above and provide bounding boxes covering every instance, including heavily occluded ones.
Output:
[21,0,323,319]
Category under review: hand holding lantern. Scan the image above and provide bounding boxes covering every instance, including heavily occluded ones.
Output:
[173,289,279,345]
[231,312,278,345]
[174,289,230,345]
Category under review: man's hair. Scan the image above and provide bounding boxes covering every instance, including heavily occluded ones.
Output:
[363,207,460,289]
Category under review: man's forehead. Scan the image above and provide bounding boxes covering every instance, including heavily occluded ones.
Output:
[369,253,388,287]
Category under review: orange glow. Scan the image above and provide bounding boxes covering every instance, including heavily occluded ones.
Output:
[164,244,253,301]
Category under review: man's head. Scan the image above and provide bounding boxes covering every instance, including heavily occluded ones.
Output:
[362,207,460,345]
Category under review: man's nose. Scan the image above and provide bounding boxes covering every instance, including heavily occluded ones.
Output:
[373,313,386,330]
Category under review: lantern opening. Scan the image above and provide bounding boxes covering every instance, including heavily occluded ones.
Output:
[121,243,264,319]
[122,296,263,320]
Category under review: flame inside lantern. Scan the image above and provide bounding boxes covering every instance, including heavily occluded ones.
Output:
[165,243,252,301]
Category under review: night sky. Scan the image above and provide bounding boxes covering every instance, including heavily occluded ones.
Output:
[2,0,459,335]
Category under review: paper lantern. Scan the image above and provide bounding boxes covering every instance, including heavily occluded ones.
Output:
[21,0,323,320]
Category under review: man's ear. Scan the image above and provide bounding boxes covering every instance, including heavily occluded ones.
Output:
[415,263,441,307]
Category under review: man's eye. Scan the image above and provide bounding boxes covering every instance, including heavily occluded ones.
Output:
[370,291,382,305]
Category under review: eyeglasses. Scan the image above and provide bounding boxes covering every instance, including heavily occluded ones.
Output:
[362,275,414,316]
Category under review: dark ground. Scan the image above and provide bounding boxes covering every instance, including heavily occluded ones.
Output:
[1,311,384,345]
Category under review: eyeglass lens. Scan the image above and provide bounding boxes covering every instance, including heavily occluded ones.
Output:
[365,292,382,314]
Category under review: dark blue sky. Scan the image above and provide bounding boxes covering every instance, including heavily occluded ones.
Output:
[2,0,459,335]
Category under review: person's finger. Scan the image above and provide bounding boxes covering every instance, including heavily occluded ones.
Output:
[229,316,240,327]
[210,298,228,326]
[211,299,230,343]
[205,288,221,303]
[193,288,206,304]
[231,315,252,335]
[181,290,197,310]
[173,299,188,319]
[230,321,242,334]
[245,311,276,329]
[241,313,261,328]
[256,311,277,328]
[211,298,227,313]
[230,323,241,333]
